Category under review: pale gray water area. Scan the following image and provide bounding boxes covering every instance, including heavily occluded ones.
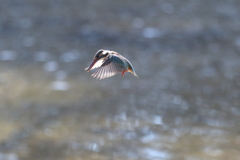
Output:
[0,0,240,160]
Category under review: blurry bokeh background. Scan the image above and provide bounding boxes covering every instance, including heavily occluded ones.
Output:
[0,0,240,160]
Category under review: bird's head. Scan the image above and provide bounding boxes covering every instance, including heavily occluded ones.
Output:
[126,60,138,78]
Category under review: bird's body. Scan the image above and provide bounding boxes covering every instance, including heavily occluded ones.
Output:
[85,49,138,79]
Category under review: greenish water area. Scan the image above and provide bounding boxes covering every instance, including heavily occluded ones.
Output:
[0,0,240,160]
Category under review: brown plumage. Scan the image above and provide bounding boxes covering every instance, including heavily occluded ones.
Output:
[85,49,138,79]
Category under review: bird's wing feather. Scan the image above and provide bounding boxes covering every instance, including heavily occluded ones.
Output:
[91,55,126,79]
[87,58,104,70]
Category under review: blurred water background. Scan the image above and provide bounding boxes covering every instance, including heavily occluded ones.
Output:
[0,0,240,160]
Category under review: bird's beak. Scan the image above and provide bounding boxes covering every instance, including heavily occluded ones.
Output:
[133,72,138,78]
[130,70,138,78]
[85,59,98,72]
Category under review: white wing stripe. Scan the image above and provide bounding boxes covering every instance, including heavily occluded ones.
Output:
[99,68,104,79]
[91,59,104,70]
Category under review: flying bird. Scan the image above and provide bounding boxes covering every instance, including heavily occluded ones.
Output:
[85,49,138,79]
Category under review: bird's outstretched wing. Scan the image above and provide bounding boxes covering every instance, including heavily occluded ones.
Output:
[91,55,125,79]
[85,58,105,71]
